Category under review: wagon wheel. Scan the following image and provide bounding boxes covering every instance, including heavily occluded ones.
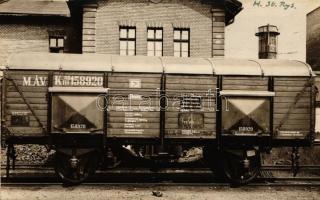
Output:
[222,150,261,185]
[54,151,99,185]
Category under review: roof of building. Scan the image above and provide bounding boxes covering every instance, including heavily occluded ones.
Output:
[71,0,242,25]
[0,0,70,17]
[0,0,241,24]
[5,52,314,77]
[307,6,320,16]
[224,0,243,25]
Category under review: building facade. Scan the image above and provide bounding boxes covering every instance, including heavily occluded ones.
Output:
[307,7,320,134]
[307,6,320,71]
[0,0,82,66]
[0,0,242,67]
[82,0,242,57]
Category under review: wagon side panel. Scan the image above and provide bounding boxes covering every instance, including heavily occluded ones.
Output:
[165,75,217,139]
[220,76,270,137]
[4,70,49,136]
[49,72,106,135]
[273,77,312,139]
[107,73,162,138]
[222,76,268,91]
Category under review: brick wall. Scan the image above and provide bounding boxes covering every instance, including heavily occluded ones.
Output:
[83,0,225,57]
[0,17,74,67]
[0,23,47,66]
[211,7,225,58]
[82,3,97,53]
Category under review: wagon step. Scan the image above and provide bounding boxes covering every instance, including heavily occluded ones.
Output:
[259,170,275,182]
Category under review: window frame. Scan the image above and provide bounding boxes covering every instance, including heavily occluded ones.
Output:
[119,26,136,56]
[147,27,163,57]
[173,28,190,57]
[48,30,65,53]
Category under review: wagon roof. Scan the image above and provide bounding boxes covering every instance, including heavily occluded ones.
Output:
[255,59,313,77]
[6,52,113,71]
[6,52,313,77]
[208,59,262,76]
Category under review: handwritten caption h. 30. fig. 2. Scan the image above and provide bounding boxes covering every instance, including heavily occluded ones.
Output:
[253,0,296,10]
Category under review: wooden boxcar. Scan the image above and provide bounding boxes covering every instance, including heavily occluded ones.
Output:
[1,53,315,184]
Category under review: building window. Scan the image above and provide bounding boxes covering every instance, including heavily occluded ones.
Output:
[147,28,163,56]
[119,27,136,56]
[48,30,65,53]
[173,28,190,57]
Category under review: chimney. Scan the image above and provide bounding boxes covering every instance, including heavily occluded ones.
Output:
[255,24,280,59]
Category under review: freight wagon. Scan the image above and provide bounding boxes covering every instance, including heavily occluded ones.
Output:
[1,52,315,184]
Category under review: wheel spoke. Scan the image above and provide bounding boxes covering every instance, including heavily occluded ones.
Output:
[54,151,99,184]
[222,150,261,185]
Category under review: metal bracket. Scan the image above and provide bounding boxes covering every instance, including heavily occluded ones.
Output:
[291,146,300,177]
[6,143,16,179]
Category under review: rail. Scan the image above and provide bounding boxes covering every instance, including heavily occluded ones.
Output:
[1,164,320,187]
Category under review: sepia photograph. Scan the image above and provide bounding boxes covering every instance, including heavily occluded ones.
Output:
[0,0,320,199]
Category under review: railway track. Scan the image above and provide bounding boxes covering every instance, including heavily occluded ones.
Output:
[3,164,320,171]
[1,164,320,187]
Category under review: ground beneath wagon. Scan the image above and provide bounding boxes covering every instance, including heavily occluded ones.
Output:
[1,185,320,200]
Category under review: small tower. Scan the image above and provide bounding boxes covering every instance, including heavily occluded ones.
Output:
[255,24,280,59]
